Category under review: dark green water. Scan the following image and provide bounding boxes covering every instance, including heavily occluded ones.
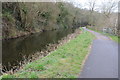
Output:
[2,28,75,71]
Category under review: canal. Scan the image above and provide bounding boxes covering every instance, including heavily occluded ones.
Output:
[2,28,76,71]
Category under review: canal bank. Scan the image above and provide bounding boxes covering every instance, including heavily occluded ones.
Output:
[1,28,95,78]
[2,28,77,72]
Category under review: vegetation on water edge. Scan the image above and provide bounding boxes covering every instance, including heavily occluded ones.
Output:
[2,2,87,39]
[2,1,118,39]
[1,28,95,78]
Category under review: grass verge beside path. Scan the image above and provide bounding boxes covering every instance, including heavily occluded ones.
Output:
[98,31,119,43]
[100,32,120,43]
[109,36,120,43]
[88,28,120,43]
[2,28,95,78]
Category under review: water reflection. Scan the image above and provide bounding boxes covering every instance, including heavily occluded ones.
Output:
[2,28,75,70]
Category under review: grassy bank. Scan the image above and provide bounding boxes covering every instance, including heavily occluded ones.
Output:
[2,28,95,78]
[100,32,120,43]
[109,35,119,43]
[97,31,119,43]
[88,28,120,43]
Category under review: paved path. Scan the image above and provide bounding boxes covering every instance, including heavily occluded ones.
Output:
[80,28,118,78]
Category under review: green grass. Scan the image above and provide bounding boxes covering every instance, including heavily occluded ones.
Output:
[88,28,120,43]
[2,28,95,78]
[97,31,119,43]
[109,36,120,43]
[99,32,119,43]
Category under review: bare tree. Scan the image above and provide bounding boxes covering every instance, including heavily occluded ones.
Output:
[86,0,96,26]
[101,0,117,18]
[87,0,96,13]
[98,0,118,35]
